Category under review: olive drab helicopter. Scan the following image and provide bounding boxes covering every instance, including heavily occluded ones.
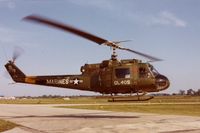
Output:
[5,14,170,101]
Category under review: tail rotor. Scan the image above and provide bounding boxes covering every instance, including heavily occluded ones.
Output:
[12,46,24,63]
[4,46,26,82]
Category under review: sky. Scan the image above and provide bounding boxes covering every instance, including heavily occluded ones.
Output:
[0,0,200,96]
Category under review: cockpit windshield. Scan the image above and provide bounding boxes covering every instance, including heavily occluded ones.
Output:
[148,64,160,77]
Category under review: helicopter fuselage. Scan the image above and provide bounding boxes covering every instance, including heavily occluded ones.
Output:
[5,59,169,95]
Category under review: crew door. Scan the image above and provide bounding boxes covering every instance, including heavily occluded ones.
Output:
[100,67,112,89]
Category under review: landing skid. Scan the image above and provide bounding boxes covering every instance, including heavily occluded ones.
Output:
[108,94,154,102]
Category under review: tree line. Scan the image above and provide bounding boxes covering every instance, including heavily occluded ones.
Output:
[177,89,200,96]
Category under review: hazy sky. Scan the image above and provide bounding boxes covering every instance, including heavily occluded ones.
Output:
[0,0,200,96]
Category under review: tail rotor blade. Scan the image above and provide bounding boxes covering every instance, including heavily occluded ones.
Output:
[12,46,24,62]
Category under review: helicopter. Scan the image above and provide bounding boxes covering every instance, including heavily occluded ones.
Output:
[5,14,170,101]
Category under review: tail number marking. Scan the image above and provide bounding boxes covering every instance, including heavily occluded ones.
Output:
[114,80,130,86]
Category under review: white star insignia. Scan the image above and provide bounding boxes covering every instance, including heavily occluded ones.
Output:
[73,78,79,85]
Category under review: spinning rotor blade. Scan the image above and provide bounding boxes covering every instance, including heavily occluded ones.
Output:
[120,47,162,61]
[23,14,107,45]
[23,14,162,61]
[112,40,132,44]
[12,46,24,62]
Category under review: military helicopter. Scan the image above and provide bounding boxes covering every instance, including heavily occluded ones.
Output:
[5,15,169,101]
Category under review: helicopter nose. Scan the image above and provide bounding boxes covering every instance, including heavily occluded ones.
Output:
[155,74,170,91]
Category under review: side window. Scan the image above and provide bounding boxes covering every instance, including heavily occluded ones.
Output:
[115,68,130,79]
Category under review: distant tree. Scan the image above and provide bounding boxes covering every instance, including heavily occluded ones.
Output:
[179,90,185,95]
[186,89,195,95]
[172,93,177,96]
[194,89,200,96]
[42,95,48,98]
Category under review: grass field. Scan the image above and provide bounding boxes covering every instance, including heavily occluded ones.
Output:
[0,119,17,132]
[0,96,199,132]
[57,95,200,117]
[0,97,107,104]
[0,95,199,104]
[0,95,200,117]
[60,103,200,117]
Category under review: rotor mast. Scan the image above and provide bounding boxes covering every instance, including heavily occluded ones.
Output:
[111,47,117,60]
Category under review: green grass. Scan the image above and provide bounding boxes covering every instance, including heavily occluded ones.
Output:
[0,96,200,117]
[0,119,18,132]
[0,96,199,104]
[149,95,200,103]
[56,95,200,117]
[60,103,200,117]
[0,98,68,104]
[0,97,107,104]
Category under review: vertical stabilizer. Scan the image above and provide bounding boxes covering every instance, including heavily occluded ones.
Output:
[5,61,26,83]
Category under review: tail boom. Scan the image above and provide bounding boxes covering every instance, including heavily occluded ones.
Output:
[5,61,91,91]
[24,75,90,91]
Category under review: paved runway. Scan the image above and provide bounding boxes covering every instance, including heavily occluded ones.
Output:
[0,104,200,133]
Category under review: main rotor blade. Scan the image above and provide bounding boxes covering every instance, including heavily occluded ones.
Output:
[120,47,162,61]
[23,14,107,45]
[23,14,162,61]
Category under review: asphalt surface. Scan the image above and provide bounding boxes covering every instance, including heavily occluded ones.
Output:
[0,104,200,133]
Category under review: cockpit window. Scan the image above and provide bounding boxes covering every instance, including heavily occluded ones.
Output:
[115,68,130,79]
[139,66,155,78]
[148,64,159,77]
[151,66,159,76]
